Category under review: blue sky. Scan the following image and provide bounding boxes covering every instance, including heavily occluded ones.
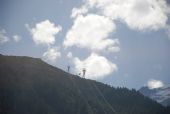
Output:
[0,0,170,89]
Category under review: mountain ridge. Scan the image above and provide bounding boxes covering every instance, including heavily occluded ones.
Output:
[0,54,170,114]
[139,85,170,107]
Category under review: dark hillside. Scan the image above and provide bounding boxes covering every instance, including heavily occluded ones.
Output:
[0,54,169,114]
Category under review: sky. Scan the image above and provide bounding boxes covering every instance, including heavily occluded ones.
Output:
[0,0,170,89]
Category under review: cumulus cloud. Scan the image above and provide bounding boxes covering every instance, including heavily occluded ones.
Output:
[67,52,73,58]
[0,29,9,44]
[27,20,62,45]
[71,5,89,18]
[13,35,21,42]
[42,47,61,62]
[64,14,119,52]
[77,0,170,31]
[73,53,117,79]
[147,79,164,89]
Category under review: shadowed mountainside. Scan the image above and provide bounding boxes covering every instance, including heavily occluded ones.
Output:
[0,54,170,114]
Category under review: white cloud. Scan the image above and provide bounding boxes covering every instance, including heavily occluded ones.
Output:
[13,35,21,42]
[107,39,120,52]
[64,14,119,52]
[83,0,170,31]
[0,29,9,44]
[71,5,89,18]
[147,79,164,89]
[42,47,61,62]
[73,53,117,79]
[67,52,73,58]
[27,20,62,45]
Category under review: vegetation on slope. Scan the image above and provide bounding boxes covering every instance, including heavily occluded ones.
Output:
[0,54,170,114]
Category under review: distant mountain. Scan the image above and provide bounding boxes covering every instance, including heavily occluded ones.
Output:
[139,85,170,107]
[0,54,170,114]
